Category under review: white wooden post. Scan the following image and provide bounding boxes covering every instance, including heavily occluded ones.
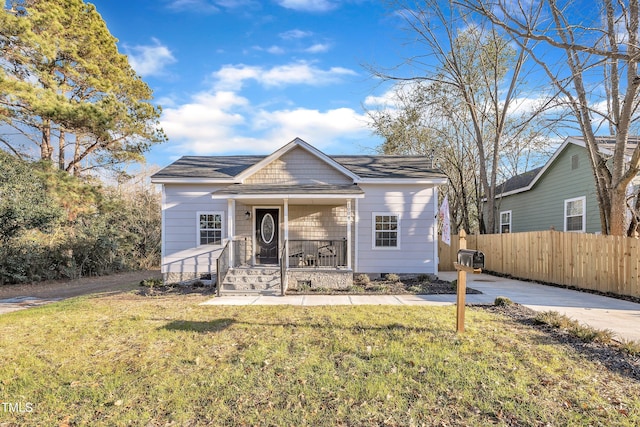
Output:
[354,198,359,272]
[346,199,352,269]
[227,199,234,267]
[284,199,289,268]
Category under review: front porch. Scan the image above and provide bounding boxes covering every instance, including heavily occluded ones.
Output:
[216,241,353,296]
[213,188,361,295]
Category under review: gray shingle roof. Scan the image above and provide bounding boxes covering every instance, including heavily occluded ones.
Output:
[333,156,440,179]
[151,156,264,180]
[213,183,364,195]
[496,166,543,194]
[151,154,445,181]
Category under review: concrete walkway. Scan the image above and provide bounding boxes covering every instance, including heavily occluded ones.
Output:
[201,272,640,343]
[0,296,61,315]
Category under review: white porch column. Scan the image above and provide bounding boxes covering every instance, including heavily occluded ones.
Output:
[284,199,289,268]
[354,197,359,272]
[227,199,235,267]
[346,199,352,270]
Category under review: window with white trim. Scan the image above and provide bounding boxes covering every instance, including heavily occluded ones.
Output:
[564,197,586,232]
[198,212,223,245]
[500,210,512,233]
[373,213,400,248]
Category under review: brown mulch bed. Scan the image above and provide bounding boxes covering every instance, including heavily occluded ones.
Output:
[287,274,481,295]
[136,281,216,297]
[476,302,640,382]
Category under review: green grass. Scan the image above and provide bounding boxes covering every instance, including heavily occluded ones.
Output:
[1,293,639,426]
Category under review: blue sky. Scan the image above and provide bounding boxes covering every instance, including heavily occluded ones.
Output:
[89,0,408,168]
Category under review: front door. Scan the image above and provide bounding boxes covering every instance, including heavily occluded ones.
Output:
[255,208,279,264]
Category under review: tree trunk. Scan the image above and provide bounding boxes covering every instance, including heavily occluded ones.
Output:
[58,129,66,170]
[72,134,81,177]
[40,120,53,161]
[610,187,628,236]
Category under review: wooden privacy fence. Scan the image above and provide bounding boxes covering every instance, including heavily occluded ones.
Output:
[438,231,640,299]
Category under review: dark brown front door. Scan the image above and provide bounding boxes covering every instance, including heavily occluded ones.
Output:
[255,208,279,264]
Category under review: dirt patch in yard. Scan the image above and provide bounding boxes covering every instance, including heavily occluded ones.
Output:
[0,270,162,300]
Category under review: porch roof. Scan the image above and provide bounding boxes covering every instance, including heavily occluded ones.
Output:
[212,183,365,199]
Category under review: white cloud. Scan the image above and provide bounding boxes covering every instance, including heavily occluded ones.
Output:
[166,0,220,13]
[160,90,372,155]
[276,0,336,12]
[279,29,313,40]
[126,39,176,77]
[166,0,257,13]
[253,45,286,54]
[160,91,250,154]
[255,107,371,144]
[213,61,357,91]
[267,46,286,54]
[304,43,331,53]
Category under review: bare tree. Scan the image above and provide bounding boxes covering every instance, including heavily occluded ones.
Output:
[368,0,553,233]
[463,0,640,235]
[368,81,481,233]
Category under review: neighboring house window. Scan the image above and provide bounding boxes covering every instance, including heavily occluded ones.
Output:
[571,154,579,170]
[373,213,400,248]
[198,212,223,245]
[564,197,586,232]
[500,211,512,233]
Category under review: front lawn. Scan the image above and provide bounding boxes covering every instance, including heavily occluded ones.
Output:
[0,291,638,426]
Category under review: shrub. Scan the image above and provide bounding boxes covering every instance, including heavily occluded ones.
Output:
[0,158,161,285]
[354,274,371,286]
[417,274,430,282]
[494,296,514,306]
[140,278,163,288]
[620,339,640,356]
[385,273,400,282]
[535,311,614,344]
[369,284,390,293]
[348,285,365,293]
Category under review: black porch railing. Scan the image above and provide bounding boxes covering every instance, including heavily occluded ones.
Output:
[232,237,252,267]
[279,240,288,295]
[216,240,231,296]
[288,239,347,268]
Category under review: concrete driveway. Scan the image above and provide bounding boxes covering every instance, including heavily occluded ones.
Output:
[438,271,640,342]
[202,272,640,343]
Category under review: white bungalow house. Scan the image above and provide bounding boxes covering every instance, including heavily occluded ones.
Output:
[151,138,448,295]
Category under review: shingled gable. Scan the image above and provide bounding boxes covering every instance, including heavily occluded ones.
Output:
[235,137,359,183]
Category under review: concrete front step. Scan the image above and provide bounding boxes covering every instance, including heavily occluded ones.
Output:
[219,289,281,296]
[222,267,282,293]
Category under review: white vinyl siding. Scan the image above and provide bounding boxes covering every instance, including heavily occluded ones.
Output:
[357,184,437,274]
[564,196,586,232]
[372,213,400,249]
[162,185,227,275]
[500,210,512,234]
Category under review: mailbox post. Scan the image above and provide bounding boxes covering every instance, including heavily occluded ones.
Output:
[453,231,484,333]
